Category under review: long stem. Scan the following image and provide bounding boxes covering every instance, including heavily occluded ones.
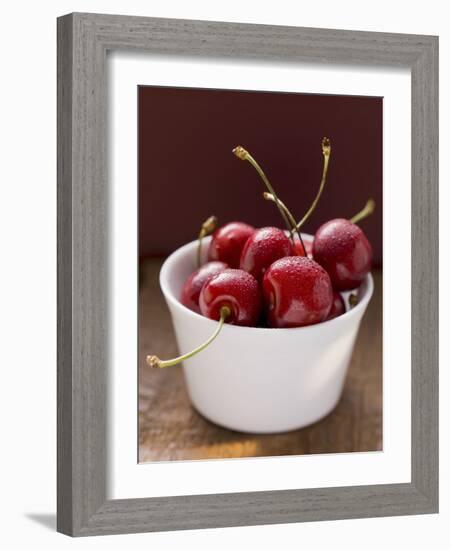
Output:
[232,146,303,250]
[350,199,375,224]
[147,306,231,369]
[262,192,306,254]
[196,215,218,267]
[295,137,331,231]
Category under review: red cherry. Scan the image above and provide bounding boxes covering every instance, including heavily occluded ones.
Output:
[208,222,255,268]
[262,256,333,328]
[325,291,346,321]
[312,219,372,291]
[149,268,258,369]
[199,268,261,327]
[240,227,293,281]
[293,236,311,258]
[181,261,228,313]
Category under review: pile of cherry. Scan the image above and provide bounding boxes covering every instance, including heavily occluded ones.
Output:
[147,139,374,369]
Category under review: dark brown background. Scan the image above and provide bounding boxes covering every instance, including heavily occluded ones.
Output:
[139,86,382,265]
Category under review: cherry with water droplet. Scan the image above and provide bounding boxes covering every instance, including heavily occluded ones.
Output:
[312,199,375,291]
[240,226,294,281]
[148,268,261,369]
[262,256,333,328]
[181,261,228,313]
[208,221,255,268]
[200,268,261,327]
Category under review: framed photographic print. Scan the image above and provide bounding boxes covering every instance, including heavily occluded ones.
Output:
[57,13,438,536]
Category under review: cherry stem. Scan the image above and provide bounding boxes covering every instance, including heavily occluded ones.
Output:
[262,192,306,254]
[294,137,331,232]
[232,146,305,253]
[350,199,375,224]
[196,215,218,267]
[146,306,231,369]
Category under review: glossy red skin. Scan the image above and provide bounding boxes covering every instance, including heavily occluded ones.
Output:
[325,291,346,321]
[293,236,312,258]
[208,222,255,268]
[312,219,373,291]
[181,261,228,313]
[240,227,294,281]
[199,268,262,327]
[262,256,333,328]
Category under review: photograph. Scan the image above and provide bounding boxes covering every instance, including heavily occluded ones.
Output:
[1,0,441,542]
[138,85,383,462]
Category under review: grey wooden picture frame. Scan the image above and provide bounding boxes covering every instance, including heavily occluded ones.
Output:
[57,12,438,537]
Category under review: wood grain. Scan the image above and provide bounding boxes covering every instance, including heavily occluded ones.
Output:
[139,260,382,462]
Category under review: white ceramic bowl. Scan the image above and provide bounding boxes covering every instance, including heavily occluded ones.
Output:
[159,235,374,434]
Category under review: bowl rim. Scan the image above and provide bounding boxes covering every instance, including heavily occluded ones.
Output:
[159,234,374,334]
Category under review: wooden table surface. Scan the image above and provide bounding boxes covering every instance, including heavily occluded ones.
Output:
[139,259,382,463]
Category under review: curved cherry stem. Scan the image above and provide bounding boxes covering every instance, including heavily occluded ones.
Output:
[146,306,231,369]
[262,192,306,254]
[232,146,304,252]
[196,215,218,267]
[294,137,331,232]
[350,199,375,224]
